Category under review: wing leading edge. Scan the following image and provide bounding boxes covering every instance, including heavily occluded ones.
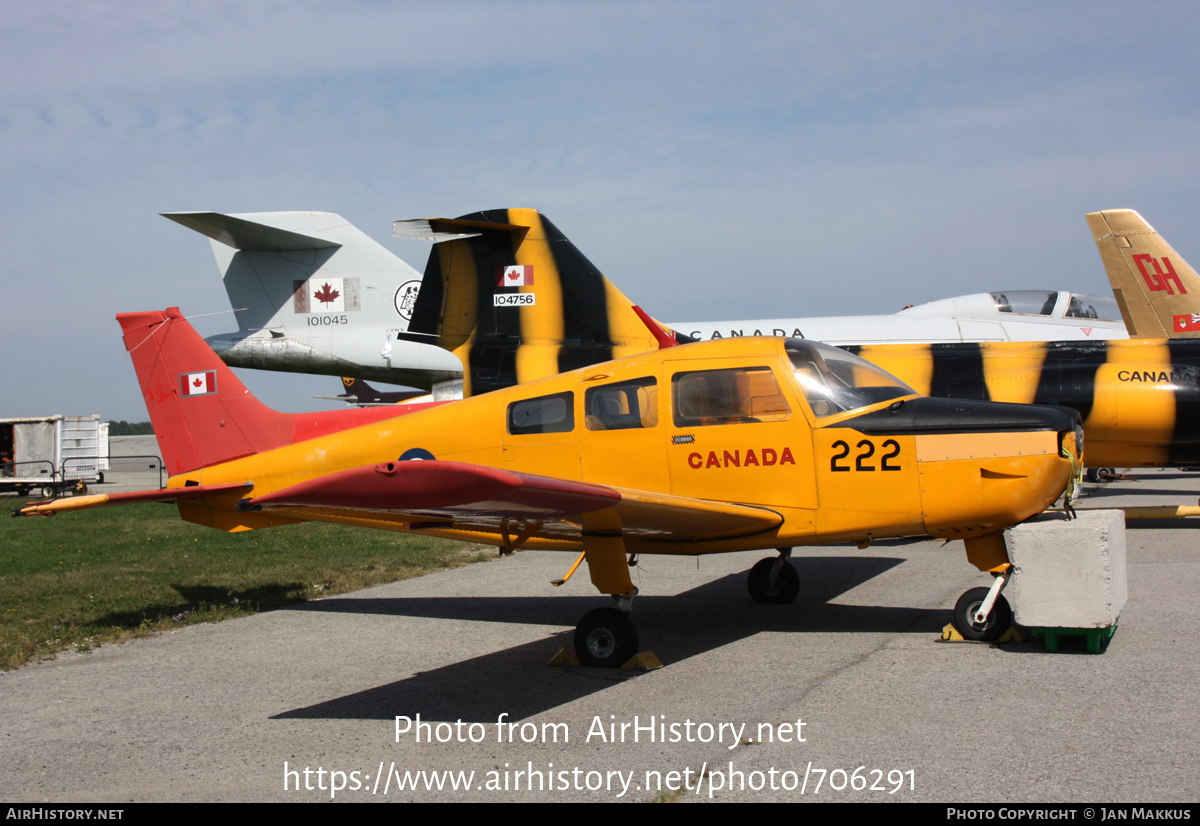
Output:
[241,459,783,545]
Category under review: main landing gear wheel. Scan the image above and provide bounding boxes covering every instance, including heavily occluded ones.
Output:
[953,587,1013,642]
[574,607,639,668]
[748,557,800,604]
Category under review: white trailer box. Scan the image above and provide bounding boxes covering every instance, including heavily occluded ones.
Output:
[0,415,106,496]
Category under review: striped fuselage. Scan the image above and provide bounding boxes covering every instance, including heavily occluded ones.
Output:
[846,338,1200,468]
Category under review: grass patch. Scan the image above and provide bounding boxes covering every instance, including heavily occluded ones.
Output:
[1,500,489,670]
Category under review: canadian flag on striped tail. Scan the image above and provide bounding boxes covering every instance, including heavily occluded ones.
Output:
[496,265,534,287]
[180,371,217,396]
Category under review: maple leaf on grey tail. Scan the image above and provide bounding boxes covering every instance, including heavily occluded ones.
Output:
[314,283,340,305]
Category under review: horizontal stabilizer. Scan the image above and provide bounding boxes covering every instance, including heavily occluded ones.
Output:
[317,376,430,406]
[16,483,251,517]
[393,217,526,241]
[163,212,341,251]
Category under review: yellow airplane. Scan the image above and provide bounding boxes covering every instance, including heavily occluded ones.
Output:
[19,307,1081,662]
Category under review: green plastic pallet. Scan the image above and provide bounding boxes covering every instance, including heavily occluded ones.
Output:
[1031,623,1118,654]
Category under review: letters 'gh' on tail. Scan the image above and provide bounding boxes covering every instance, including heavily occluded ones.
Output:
[1088,209,1200,338]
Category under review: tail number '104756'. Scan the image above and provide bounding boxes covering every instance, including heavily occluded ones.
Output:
[494,293,536,307]
[831,439,901,472]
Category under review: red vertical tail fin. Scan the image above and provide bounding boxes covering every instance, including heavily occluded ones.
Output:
[118,308,294,475]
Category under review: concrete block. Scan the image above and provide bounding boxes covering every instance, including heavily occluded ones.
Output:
[1004,510,1126,628]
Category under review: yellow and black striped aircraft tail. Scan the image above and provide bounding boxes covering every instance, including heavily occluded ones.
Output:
[394,209,688,396]
[1088,209,1200,339]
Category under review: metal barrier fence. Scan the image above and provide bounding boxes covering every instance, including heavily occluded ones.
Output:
[66,455,166,495]
[2,457,165,498]
[2,460,56,480]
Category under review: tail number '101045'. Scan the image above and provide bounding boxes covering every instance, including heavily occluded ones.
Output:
[831,439,901,472]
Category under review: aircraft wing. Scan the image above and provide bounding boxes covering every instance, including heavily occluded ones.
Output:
[242,460,783,544]
[16,483,252,516]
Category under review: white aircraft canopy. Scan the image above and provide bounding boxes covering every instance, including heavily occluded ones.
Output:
[899,290,1122,322]
[674,290,1127,345]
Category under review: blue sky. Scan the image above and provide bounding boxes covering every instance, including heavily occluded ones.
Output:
[4,1,1200,420]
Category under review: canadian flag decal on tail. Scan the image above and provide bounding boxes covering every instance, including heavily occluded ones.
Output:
[181,371,217,397]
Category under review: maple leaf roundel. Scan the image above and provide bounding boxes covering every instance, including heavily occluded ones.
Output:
[314,282,340,306]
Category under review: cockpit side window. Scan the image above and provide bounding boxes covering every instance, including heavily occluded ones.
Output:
[586,377,658,431]
[508,391,574,435]
[672,367,791,427]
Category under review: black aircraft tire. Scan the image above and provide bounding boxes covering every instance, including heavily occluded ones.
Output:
[748,557,800,604]
[953,587,1013,642]
[574,608,639,668]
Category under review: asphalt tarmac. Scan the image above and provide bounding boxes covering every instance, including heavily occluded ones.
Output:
[2,472,1197,803]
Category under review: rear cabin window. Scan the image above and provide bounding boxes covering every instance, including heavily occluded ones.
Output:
[585,377,658,431]
[1065,294,1121,321]
[672,367,791,427]
[508,391,574,435]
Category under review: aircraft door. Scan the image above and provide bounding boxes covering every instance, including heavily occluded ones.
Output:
[665,363,817,510]
[579,376,670,492]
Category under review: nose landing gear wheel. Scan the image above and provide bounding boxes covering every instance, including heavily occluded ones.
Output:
[953,587,1013,642]
[747,557,800,604]
[574,607,639,668]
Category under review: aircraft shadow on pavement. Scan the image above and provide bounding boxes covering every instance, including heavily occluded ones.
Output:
[1081,485,1200,500]
[272,555,948,723]
[1122,518,1200,530]
[1080,471,1200,499]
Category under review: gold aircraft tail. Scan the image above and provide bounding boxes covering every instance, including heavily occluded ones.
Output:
[1087,209,1200,338]
[394,209,685,396]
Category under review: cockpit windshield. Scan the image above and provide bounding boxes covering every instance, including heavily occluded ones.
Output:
[785,339,915,418]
